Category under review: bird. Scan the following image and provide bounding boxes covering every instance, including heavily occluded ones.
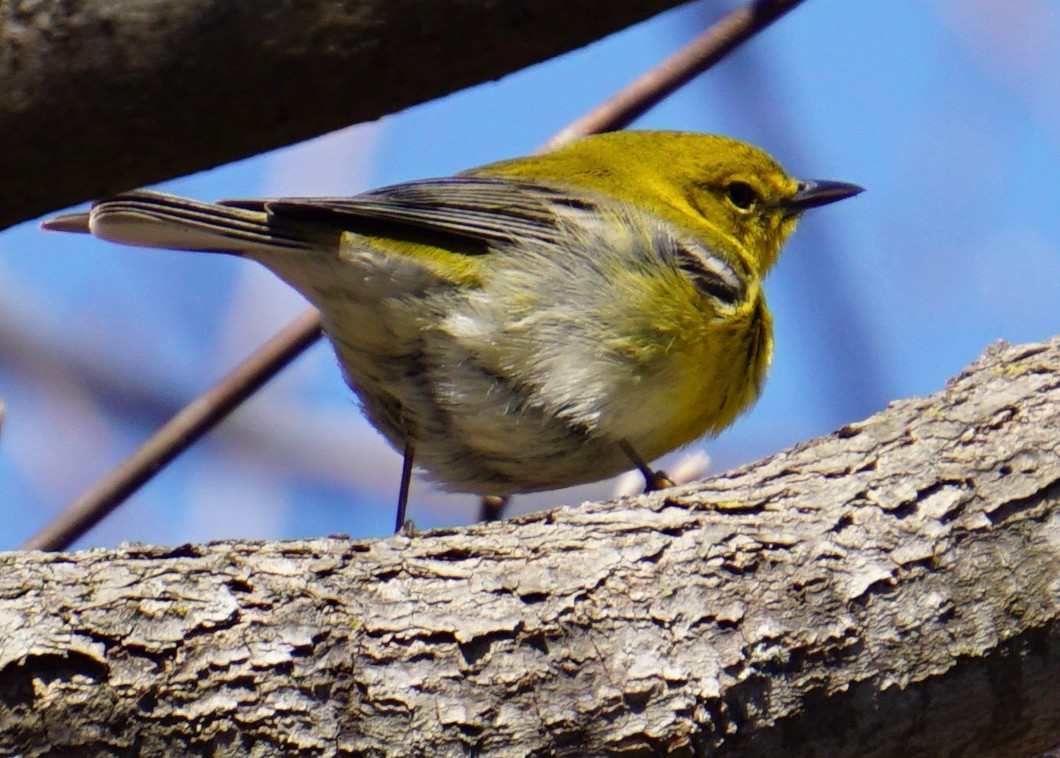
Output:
[42,131,863,528]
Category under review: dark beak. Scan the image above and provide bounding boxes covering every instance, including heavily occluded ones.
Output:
[782,180,864,212]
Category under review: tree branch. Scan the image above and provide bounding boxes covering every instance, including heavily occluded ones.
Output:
[1,337,1058,755]
[0,0,690,230]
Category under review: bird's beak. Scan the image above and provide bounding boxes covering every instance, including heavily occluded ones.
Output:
[782,180,864,213]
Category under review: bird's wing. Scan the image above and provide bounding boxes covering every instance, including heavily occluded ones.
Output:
[41,178,599,258]
[220,177,596,250]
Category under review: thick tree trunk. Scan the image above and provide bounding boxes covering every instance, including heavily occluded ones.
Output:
[1,337,1058,756]
[0,0,691,230]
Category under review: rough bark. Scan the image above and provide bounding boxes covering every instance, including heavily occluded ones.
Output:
[0,0,690,231]
[1,337,1058,757]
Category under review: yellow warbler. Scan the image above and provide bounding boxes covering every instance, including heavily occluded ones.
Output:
[43,131,862,522]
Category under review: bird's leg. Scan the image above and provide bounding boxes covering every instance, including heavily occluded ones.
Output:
[618,439,674,493]
[478,495,510,523]
[394,441,415,533]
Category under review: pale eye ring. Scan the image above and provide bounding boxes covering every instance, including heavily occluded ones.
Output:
[725,181,758,211]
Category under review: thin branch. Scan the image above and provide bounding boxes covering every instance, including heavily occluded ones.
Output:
[543,0,806,150]
[19,311,322,551]
[23,0,811,551]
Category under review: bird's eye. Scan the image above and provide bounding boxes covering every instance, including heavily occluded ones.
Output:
[725,181,758,211]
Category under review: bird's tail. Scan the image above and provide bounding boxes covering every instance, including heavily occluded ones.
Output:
[41,190,328,257]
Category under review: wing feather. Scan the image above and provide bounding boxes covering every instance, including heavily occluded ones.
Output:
[220,177,596,248]
[44,178,602,259]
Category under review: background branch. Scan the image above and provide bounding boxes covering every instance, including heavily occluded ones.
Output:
[2,337,1057,755]
[0,0,692,229]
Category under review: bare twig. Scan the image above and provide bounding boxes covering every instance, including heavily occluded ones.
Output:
[23,0,810,551]
[20,311,322,551]
[543,0,806,150]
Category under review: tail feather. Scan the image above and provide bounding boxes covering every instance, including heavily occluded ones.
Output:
[41,190,323,256]
[39,212,92,234]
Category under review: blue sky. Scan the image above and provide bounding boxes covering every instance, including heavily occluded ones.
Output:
[1,0,1056,548]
